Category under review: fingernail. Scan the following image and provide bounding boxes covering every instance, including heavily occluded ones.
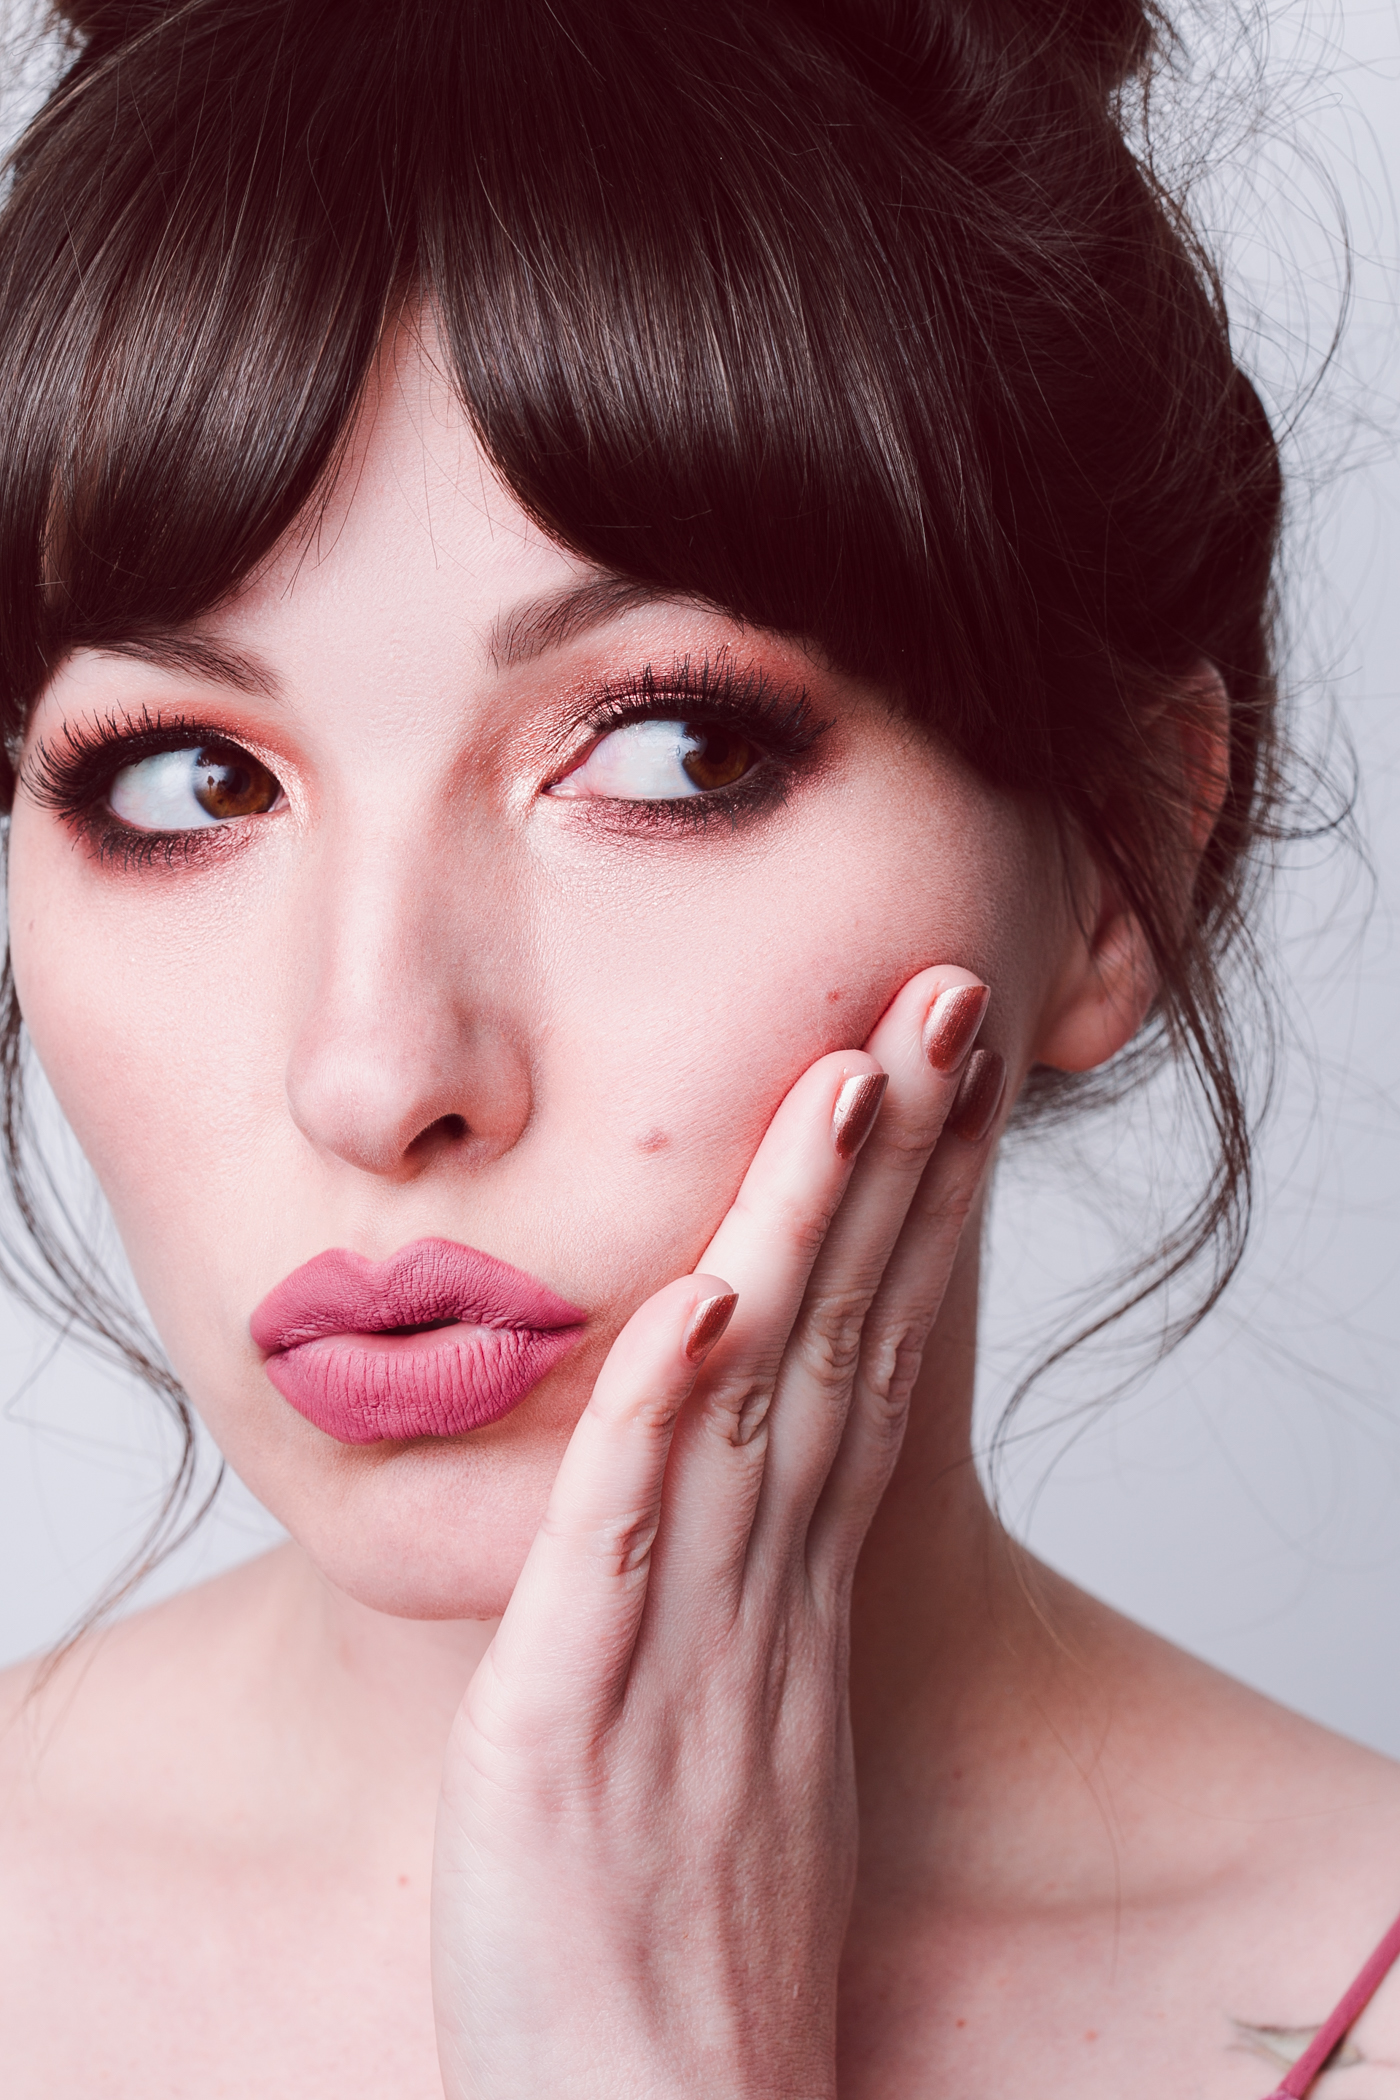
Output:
[684,1291,738,1363]
[922,983,990,1073]
[946,1049,1006,1143]
[832,1070,888,1159]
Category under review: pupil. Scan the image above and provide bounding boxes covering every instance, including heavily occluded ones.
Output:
[680,723,755,791]
[192,745,278,820]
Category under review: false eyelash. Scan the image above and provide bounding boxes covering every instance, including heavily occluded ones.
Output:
[23,706,277,871]
[575,656,826,754]
[22,655,831,870]
[24,705,223,813]
[556,655,832,829]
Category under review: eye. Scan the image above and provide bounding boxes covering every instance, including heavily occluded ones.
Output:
[107,742,283,831]
[549,718,762,801]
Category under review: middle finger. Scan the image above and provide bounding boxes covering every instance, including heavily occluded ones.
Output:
[750,965,988,1526]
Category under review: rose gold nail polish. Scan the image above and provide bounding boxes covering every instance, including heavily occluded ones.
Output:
[922,983,990,1073]
[946,1048,1006,1143]
[832,1070,888,1159]
[684,1291,738,1363]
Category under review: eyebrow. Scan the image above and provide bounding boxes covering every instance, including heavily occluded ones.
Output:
[489,576,674,668]
[82,579,695,693]
[90,633,280,699]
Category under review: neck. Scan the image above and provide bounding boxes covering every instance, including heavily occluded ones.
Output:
[846,1209,1112,1911]
[246,1197,1101,1886]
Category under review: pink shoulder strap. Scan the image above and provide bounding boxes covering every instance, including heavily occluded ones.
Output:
[1262,1907,1400,2098]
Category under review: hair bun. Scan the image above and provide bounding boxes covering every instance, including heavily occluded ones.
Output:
[787,0,1156,99]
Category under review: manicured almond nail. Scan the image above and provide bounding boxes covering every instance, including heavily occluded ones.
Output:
[684,1291,738,1363]
[946,1048,1006,1143]
[832,1070,888,1159]
[923,983,990,1073]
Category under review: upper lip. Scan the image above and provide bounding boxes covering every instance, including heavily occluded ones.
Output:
[250,1237,585,1354]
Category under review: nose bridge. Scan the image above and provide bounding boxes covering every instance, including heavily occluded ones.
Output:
[283,821,530,1176]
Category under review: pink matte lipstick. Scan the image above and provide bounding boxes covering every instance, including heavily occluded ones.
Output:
[250,1238,585,1444]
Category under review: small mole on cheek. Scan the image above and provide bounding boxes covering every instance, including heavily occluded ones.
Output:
[637,1128,671,1155]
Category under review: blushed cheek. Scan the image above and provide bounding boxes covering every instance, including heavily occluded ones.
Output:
[7,817,273,1339]
[524,786,1040,1302]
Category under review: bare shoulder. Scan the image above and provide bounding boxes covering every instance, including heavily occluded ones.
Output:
[0,1548,335,2092]
[843,1568,1400,2098]
[1163,1640,1400,2096]
[0,1545,302,1844]
[0,1549,441,2098]
[1069,1578,1400,2090]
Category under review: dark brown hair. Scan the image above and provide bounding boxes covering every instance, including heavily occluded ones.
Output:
[0,0,1285,1596]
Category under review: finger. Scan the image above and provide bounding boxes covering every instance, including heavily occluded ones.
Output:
[654,970,984,1612]
[473,1273,737,1748]
[748,966,989,1531]
[685,1048,889,1441]
[808,1046,1007,1577]
[636,1053,888,1605]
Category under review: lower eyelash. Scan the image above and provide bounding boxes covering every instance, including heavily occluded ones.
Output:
[28,664,823,862]
[564,659,830,826]
[85,824,221,872]
[24,709,279,870]
[571,760,799,836]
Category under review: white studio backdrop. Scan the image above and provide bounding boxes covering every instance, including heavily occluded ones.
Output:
[3,1,1400,1748]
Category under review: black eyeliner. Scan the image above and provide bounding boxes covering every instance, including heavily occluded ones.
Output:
[25,706,252,813]
[553,655,833,828]
[23,707,283,871]
[573,656,827,755]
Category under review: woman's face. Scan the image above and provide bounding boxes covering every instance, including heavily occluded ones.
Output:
[8,341,1071,1619]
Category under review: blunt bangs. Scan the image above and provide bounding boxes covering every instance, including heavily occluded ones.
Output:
[0,0,1275,826]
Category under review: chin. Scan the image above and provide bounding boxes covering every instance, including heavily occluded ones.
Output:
[220,1401,575,1621]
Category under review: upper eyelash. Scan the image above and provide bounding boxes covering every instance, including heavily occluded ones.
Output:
[571,657,827,760]
[20,657,830,866]
[553,659,831,829]
[22,706,279,872]
[24,662,823,813]
[23,705,250,817]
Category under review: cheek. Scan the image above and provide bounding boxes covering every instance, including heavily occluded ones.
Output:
[525,773,1040,1297]
[7,814,281,1319]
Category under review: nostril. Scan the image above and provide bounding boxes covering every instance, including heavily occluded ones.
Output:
[408,1112,468,1158]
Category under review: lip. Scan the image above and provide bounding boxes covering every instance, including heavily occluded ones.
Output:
[250,1238,586,1445]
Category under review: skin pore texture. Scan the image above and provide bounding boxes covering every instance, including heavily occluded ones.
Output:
[2,334,1400,2098]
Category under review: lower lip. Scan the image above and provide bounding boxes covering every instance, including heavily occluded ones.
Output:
[264,1321,582,1444]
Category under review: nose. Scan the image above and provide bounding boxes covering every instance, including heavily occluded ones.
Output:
[283,838,533,1179]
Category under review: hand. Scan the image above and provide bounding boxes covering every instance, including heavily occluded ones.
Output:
[431,966,1005,2099]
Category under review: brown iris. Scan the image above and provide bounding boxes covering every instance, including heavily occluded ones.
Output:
[191,744,281,820]
[680,722,759,791]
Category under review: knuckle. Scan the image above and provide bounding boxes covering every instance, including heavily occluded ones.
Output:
[696,1374,775,1448]
[539,1507,660,1577]
[876,1109,944,1171]
[856,1322,924,1442]
[626,1392,685,1441]
[733,1184,837,1261]
[591,1384,684,1443]
[794,1290,868,1392]
[918,1167,983,1235]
